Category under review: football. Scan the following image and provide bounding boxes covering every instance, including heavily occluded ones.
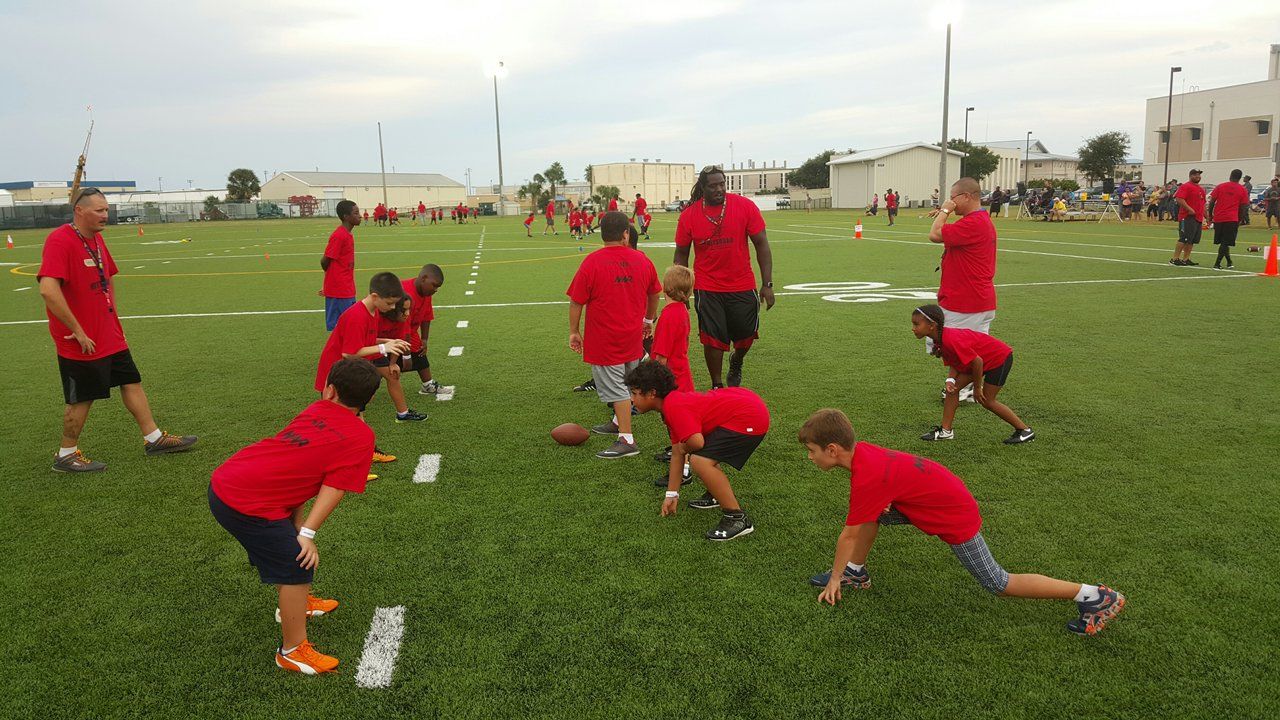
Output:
[1248,245,1260,253]
[551,423,590,446]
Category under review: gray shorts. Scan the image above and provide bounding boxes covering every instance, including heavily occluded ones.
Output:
[592,359,642,403]
[879,508,1009,594]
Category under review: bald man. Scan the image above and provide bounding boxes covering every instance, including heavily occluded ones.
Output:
[38,188,197,472]
[925,177,998,406]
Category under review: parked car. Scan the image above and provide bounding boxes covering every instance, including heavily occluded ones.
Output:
[664,201,686,212]
[775,196,791,208]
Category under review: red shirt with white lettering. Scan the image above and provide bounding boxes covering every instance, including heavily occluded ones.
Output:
[660,387,770,445]
[314,301,378,391]
[37,224,128,361]
[322,225,356,299]
[938,210,997,313]
[401,277,436,353]
[938,327,1011,374]
[566,245,661,365]
[1175,181,1206,222]
[844,442,981,545]
[1209,182,1249,223]
[652,301,693,391]
[210,400,375,520]
[675,194,766,293]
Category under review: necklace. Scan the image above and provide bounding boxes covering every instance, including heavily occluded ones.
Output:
[702,199,726,228]
[69,224,114,314]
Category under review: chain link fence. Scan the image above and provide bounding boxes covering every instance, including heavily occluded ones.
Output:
[0,198,353,231]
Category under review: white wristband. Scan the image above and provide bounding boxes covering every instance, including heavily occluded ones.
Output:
[379,343,387,355]
[664,491,679,499]
[945,378,957,385]
[298,527,316,539]
[643,318,656,325]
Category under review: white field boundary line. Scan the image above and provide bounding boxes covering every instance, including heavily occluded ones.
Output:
[413,453,442,483]
[0,274,1252,327]
[354,606,406,689]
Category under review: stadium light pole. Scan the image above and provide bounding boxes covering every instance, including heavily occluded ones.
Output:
[964,107,974,144]
[1163,66,1182,186]
[1024,131,1032,189]
[486,61,510,215]
[931,3,960,201]
[377,122,388,210]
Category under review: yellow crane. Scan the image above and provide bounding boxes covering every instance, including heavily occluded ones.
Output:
[69,106,94,203]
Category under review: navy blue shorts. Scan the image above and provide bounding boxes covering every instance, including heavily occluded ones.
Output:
[209,485,313,585]
[324,296,357,331]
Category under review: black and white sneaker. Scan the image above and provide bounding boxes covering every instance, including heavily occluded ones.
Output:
[595,439,639,459]
[418,380,441,395]
[706,512,754,541]
[1003,428,1036,444]
[654,446,672,463]
[591,421,619,435]
[654,471,693,487]
[1184,259,1200,266]
[1169,258,1184,266]
[726,351,744,387]
[573,378,596,392]
[920,426,954,441]
[688,491,720,510]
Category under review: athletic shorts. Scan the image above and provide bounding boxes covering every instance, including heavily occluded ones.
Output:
[982,352,1014,387]
[691,427,766,471]
[876,507,1009,594]
[592,358,643,403]
[545,216,555,226]
[694,289,759,351]
[1179,218,1203,245]
[209,485,313,585]
[58,349,142,404]
[1213,221,1239,247]
[324,296,357,332]
[888,207,898,217]
[1267,205,1279,220]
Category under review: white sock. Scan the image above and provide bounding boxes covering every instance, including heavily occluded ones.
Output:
[682,462,691,476]
[1074,584,1100,603]
[618,433,634,444]
[846,562,865,573]
[58,446,78,458]
[281,644,299,655]
[143,429,163,443]
[611,414,619,426]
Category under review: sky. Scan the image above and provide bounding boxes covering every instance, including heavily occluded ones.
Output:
[1,0,1277,192]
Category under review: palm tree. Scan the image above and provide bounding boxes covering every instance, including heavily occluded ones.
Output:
[516,179,545,211]
[584,165,593,196]
[535,162,567,206]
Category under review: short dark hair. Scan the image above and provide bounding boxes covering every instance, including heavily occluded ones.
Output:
[600,211,629,241]
[369,271,404,298]
[627,225,639,249]
[419,263,444,283]
[1230,169,1243,182]
[635,193,641,198]
[336,199,357,219]
[326,357,380,408]
[624,360,678,398]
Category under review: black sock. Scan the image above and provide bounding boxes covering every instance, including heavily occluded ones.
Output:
[723,509,745,518]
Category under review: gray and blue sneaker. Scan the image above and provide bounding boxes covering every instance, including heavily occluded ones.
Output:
[595,439,639,459]
[809,565,871,589]
[1066,585,1125,636]
[706,512,753,541]
[591,421,619,435]
[395,409,429,423]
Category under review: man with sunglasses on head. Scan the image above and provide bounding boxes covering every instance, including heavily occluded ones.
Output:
[37,189,197,473]
[924,177,998,408]
[674,166,774,390]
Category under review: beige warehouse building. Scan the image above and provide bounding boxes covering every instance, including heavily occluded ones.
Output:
[260,171,466,211]
[589,162,695,209]
[722,161,791,195]
[827,143,964,209]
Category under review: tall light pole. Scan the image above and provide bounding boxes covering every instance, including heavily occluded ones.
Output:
[1024,131,1032,189]
[377,122,388,210]
[486,61,509,214]
[1163,66,1182,186]
[938,20,952,200]
[964,107,975,144]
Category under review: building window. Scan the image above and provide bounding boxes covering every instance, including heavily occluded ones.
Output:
[1034,162,1043,168]
[1158,130,1169,143]
[1257,119,1272,135]
[1188,127,1202,141]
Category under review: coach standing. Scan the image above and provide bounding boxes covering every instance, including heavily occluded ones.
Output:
[674,166,774,389]
[38,189,197,472]
[927,177,997,405]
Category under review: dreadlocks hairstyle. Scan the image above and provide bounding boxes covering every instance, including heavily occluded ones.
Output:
[690,164,725,203]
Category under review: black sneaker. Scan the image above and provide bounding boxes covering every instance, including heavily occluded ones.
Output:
[654,446,672,463]
[590,421,619,435]
[1184,259,1199,266]
[726,350,744,387]
[573,378,596,392]
[1169,258,1184,266]
[920,426,954,441]
[689,491,720,510]
[394,409,429,423]
[595,439,639,459]
[706,512,754,541]
[654,471,693,487]
[1003,428,1036,444]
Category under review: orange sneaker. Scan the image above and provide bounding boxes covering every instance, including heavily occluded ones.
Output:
[275,595,340,623]
[275,640,339,675]
[367,472,379,482]
[371,447,396,463]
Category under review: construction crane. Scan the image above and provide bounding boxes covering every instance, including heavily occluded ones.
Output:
[69,106,94,203]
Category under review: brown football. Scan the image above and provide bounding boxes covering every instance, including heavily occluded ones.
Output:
[551,423,590,446]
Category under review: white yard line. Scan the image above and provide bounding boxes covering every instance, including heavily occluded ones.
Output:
[354,606,406,689]
[467,280,476,285]
[456,320,469,328]
[448,346,464,356]
[464,290,474,295]
[413,453,442,483]
[13,286,33,292]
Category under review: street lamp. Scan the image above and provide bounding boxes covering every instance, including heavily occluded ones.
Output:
[485,61,510,215]
[964,107,975,144]
[931,3,960,201]
[1163,66,1182,186]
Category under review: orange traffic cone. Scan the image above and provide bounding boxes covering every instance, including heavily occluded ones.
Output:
[264,252,270,260]
[5,234,13,249]
[137,225,144,237]
[854,221,863,239]
[1260,234,1279,278]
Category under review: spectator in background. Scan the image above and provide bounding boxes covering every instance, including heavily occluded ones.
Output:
[866,193,879,216]
[1160,181,1180,222]
[989,186,1005,220]
[1264,177,1280,230]
[1146,184,1163,221]
[1207,169,1249,270]
[1120,186,1133,221]
[930,188,940,208]
[1240,176,1253,226]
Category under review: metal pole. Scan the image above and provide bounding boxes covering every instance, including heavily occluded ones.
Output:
[1024,132,1031,188]
[1163,66,1181,186]
[938,23,952,199]
[964,107,974,144]
[377,122,388,209]
[492,69,506,214]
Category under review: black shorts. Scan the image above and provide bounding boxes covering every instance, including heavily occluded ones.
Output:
[372,351,430,371]
[888,207,898,217]
[1267,205,1279,220]
[1179,218,1203,245]
[209,485,312,585]
[983,353,1014,387]
[694,290,759,351]
[58,349,142,404]
[691,427,766,471]
[1213,221,1239,247]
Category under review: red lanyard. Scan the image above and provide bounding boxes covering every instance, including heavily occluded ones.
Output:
[702,200,727,230]
[69,224,114,314]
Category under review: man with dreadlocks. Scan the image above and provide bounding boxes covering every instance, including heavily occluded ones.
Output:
[674,166,774,389]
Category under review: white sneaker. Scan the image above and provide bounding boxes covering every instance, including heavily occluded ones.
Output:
[958,386,976,403]
[419,380,440,395]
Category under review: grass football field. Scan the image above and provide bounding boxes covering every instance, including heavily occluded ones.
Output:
[1,209,1277,719]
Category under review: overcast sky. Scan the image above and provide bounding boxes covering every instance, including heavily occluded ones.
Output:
[2,0,1276,191]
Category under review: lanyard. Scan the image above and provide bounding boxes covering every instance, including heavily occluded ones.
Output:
[68,224,114,314]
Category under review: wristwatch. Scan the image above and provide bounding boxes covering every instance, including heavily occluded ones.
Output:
[764,282,773,288]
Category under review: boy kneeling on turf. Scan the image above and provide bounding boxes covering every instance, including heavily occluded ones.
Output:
[209,358,382,674]
[626,360,769,541]
[799,408,1125,636]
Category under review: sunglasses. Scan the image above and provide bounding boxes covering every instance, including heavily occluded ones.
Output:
[73,187,104,205]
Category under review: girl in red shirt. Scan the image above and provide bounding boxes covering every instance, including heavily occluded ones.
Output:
[911,304,1035,444]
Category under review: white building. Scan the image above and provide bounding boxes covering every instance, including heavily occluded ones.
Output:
[976,140,1083,187]
[588,162,696,209]
[1142,45,1280,185]
[722,160,791,195]
[259,171,466,211]
[827,143,964,209]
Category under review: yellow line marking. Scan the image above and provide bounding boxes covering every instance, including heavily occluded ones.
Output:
[9,252,584,278]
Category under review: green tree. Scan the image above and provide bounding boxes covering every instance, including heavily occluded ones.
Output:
[584,166,593,185]
[1077,131,1131,183]
[226,169,261,202]
[516,179,546,210]
[534,162,567,203]
[786,150,837,189]
[594,185,621,204]
[203,195,221,213]
[941,139,1000,184]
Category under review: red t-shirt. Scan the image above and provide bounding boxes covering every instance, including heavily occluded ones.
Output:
[322,225,356,299]
[844,442,981,545]
[210,400,375,521]
[675,194,766,293]
[545,202,556,218]
[1175,182,1206,221]
[524,216,535,227]
[566,245,661,365]
[37,224,128,361]
[937,210,997,313]
[651,301,693,391]
[1209,182,1249,223]
[938,326,1011,374]
[375,314,410,358]
[660,387,769,445]
[418,203,426,215]
[569,211,582,228]
[608,198,619,211]
[886,193,899,209]
[634,197,647,215]
[314,301,378,391]
[401,277,436,353]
